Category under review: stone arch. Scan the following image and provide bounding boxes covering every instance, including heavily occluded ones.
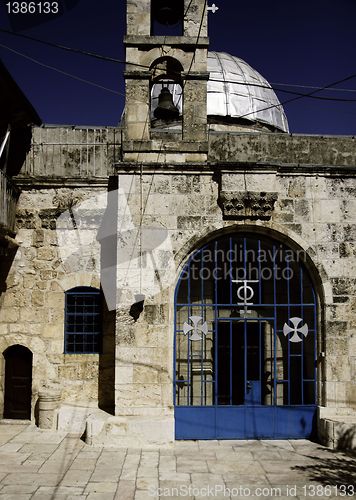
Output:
[174,222,331,306]
[0,337,53,420]
[150,56,184,125]
[172,223,328,407]
[173,225,323,438]
[3,345,32,419]
[57,273,100,293]
[141,48,190,72]
[149,56,184,79]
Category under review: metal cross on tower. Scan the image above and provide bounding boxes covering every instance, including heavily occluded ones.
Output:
[207,4,219,13]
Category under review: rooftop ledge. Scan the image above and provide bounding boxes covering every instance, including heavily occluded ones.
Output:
[209,132,356,168]
[124,35,209,47]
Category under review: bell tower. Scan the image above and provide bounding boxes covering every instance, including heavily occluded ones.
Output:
[123,0,209,163]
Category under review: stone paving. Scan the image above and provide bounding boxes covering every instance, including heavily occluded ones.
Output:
[0,424,355,500]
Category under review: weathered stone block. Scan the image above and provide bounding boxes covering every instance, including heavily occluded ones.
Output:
[115,383,162,407]
[314,200,341,223]
[171,176,191,194]
[133,365,160,384]
[46,292,64,309]
[58,360,99,380]
[37,247,56,261]
[340,242,356,258]
[177,216,201,229]
[32,290,45,306]
[33,229,44,248]
[344,224,356,242]
[276,198,294,213]
[0,307,20,323]
[144,305,165,324]
[288,177,306,198]
[325,321,349,337]
[332,278,356,296]
[294,199,311,221]
[23,273,36,289]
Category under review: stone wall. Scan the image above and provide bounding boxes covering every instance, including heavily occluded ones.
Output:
[0,126,355,440]
[0,126,119,419]
[0,186,104,417]
[113,147,356,433]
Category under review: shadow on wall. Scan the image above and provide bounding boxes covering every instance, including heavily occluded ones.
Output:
[98,291,115,415]
[97,175,117,415]
[293,446,356,486]
[336,427,356,452]
[0,244,18,297]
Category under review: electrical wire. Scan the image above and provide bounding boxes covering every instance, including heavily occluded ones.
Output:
[1,27,356,101]
[184,0,195,18]
[237,72,356,121]
[2,41,356,108]
[0,27,150,69]
[0,43,126,97]
[208,78,356,102]
[270,81,356,93]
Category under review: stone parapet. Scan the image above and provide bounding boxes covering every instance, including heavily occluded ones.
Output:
[17,126,121,180]
[209,132,356,167]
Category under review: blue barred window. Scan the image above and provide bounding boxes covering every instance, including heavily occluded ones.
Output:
[64,287,101,354]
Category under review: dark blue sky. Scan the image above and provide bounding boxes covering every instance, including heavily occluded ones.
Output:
[0,0,356,134]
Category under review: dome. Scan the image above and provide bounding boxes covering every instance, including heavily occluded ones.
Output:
[207,52,289,132]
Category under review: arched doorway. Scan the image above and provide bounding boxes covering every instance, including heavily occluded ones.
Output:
[174,232,318,439]
[3,345,32,420]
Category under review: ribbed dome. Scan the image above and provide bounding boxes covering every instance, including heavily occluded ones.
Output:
[207,52,289,132]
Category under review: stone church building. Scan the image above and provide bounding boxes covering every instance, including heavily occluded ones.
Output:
[0,0,355,448]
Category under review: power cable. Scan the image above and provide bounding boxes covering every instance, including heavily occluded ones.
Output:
[270,81,356,93]
[184,0,194,18]
[1,28,356,99]
[208,78,356,102]
[0,43,126,97]
[2,41,356,109]
[0,27,149,69]
[237,72,356,121]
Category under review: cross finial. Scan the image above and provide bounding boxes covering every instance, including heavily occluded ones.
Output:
[207,3,219,13]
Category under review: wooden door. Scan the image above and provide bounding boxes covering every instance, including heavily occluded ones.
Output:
[3,345,32,420]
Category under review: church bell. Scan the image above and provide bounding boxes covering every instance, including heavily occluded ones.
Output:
[154,87,180,121]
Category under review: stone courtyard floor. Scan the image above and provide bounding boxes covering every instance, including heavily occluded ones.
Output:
[0,423,354,500]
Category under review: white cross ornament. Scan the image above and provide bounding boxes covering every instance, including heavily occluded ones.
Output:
[207,4,219,13]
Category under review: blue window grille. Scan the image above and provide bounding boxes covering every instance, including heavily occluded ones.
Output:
[174,233,318,409]
[64,287,101,354]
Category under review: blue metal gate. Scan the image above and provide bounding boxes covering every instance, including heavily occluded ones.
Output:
[174,234,317,439]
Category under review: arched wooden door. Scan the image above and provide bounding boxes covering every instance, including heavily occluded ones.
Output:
[3,345,32,420]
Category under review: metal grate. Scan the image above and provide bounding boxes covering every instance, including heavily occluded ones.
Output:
[174,234,318,408]
[64,287,101,354]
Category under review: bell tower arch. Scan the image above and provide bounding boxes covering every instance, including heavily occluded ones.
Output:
[124,0,209,163]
